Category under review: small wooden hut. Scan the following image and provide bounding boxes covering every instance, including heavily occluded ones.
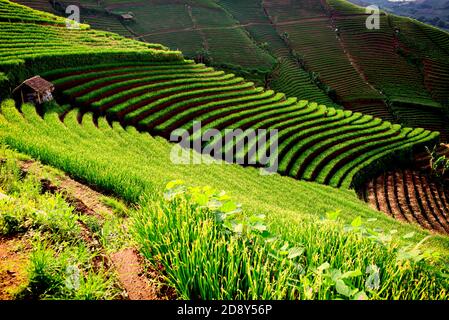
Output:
[13,76,55,105]
[119,13,134,22]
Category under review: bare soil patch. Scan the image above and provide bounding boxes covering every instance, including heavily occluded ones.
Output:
[111,248,160,300]
[17,159,172,300]
[0,236,30,300]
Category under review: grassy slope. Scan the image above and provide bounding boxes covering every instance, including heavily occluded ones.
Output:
[0,102,448,256]
[0,0,182,94]
[0,0,447,254]
[10,0,449,109]
[2,116,447,300]
[0,147,131,299]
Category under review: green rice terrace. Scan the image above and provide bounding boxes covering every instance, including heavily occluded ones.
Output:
[0,0,449,301]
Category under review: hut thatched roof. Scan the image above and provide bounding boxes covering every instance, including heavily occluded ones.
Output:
[120,13,134,20]
[13,76,54,94]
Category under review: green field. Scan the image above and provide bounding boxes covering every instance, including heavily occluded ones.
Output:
[1,0,449,301]
[1,100,448,299]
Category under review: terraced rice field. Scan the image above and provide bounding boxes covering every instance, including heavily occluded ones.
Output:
[121,1,275,71]
[1,0,449,301]
[43,60,439,189]
[423,59,449,106]
[8,0,55,13]
[388,16,449,107]
[334,15,439,108]
[268,14,383,103]
[391,103,449,141]
[0,0,65,24]
[83,14,133,37]
[219,0,339,107]
[189,5,276,70]
[327,0,366,15]
[263,0,327,22]
[0,0,182,96]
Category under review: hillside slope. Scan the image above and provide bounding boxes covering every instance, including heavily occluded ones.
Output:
[1,0,449,300]
[0,0,182,95]
[0,0,441,190]
[1,101,448,252]
[14,0,449,140]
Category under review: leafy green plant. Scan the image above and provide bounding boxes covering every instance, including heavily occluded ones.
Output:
[100,196,129,218]
[426,145,449,178]
[17,241,117,300]
[133,181,449,300]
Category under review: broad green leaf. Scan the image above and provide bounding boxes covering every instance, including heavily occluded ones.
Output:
[336,279,352,297]
[351,216,363,228]
[326,209,341,221]
[402,232,415,239]
[341,269,362,279]
[287,247,304,259]
[220,201,237,213]
[317,262,330,273]
[166,180,184,190]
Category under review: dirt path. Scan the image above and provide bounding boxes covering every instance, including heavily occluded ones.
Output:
[111,248,160,300]
[328,15,383,97]
[186,4,209,51]
[17,160,163,300]
[0,237,30,300]
[136,14,369,39]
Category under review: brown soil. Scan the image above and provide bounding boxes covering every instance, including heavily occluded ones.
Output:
[110,248,160,300]
[360,169,449,235]
[17,159,171,300]
[59,179,112,217]
[0,237,30,300]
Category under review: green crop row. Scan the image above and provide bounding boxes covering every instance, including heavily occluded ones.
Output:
[166,89,277,131]
[1,100,448,300]
[318,128,415,186]
[117,77,248,120]
[200,100,310,135]
[65,67,215,98]
[214,100,306,157]
[150,90,279,130]
[54,63,201,87]
[93,74,236,112]
[1,50,183,96]
[187,96,296,138]
[284,117,384,178]
[76,71,223,104]
[133,81,255,124]
[247,108,350,165]
[203,101,316,158]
